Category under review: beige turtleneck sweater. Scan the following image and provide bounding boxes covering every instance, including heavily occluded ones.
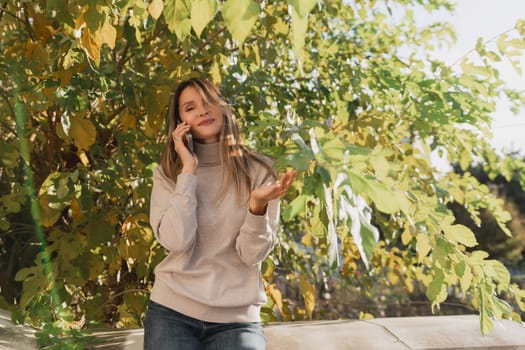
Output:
[149,142,279,323]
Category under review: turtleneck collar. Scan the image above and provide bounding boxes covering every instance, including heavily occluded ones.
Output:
[194,142,221,167]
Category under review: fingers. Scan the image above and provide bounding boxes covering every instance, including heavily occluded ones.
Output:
[270,170,298,198]
[279,170,297,191]
[250,170,298,207]
[172,122,191,145]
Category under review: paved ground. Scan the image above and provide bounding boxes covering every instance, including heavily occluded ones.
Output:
[1,310,524,349]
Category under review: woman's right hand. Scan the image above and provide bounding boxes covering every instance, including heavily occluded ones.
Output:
[172,121,198,174]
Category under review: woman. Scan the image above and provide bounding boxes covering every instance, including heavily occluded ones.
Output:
[144,78,296,350]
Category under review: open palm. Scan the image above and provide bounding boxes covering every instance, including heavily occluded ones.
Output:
[249,170,297,215]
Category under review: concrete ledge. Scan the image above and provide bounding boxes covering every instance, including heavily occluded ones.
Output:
[1,310,525,349]
[265,316,525,350]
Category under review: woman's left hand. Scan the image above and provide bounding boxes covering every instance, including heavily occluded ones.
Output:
[249,170,298,215]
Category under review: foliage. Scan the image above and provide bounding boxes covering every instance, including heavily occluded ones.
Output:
[2,0,525,343]
[450,160,525,269]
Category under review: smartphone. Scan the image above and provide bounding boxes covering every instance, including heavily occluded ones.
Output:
[186,131,194,154]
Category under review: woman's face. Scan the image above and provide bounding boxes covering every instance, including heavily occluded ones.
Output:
[178,86,224,144]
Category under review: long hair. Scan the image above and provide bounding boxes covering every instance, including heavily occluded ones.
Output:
[160,78,275,203]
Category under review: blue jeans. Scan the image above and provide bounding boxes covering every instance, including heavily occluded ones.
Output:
[143,301,266,350]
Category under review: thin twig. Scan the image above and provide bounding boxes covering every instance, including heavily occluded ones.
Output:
[451,28,516,67]
[0,5,23,24]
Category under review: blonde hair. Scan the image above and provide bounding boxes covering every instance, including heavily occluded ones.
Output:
[160,78,276,203]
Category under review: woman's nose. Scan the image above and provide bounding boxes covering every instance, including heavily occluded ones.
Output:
[199,108,209,117]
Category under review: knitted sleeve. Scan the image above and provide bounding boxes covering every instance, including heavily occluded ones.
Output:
[149,166,198,254]
[235,199,280,266]
[235,157,280,265]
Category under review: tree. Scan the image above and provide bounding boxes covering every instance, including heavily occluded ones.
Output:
[1,0,525,346]
[450,159,525,268]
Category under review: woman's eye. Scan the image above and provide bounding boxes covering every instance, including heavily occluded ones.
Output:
[186,107,194,112]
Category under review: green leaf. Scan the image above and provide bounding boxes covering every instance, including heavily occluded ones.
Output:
[360,221,379,268]
[346,171,407,214]
[454,261,466,277]
[479,287,493,335]
[426,269,447,304]
[164,0,192,41]
[282,194,313,222]
[221,0,260,45]
[191,0,217,37]
[284,151,312,171]
[443,224,478,247]
[321,137,346,160]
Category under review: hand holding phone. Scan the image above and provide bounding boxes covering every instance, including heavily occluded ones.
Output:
[172,121,197,173]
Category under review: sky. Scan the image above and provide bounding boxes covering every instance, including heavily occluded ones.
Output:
[417,1,525,154]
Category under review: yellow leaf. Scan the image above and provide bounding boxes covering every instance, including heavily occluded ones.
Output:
[416,233,431,261]
[288,0,316,18]
[210,59,221,83]
[99,22,117,49]
[359,311,375,320]
[221,0,260,45]
[191,0,217,37]
[38,195,62,227]
[273,17,289,36]
[53,70,73,87]
[70,198,83,223]
[299,275,316,319]
[77,150,90,166]
[163,0,191,42]
[148,0,164,20]
[290,5,308,60]
[29,8,57,44]
[301,232,313,247]
[120,110,136,130]
[387,271,399,285]
[25,41,48,64]
[81,28,101,65]
[70,116,97,150]
[75,5,89,30]
[122,213,154,246]
[401,227,412,245]
[443,224,478,247]
[460,264,473,292]
[267,284,284,315]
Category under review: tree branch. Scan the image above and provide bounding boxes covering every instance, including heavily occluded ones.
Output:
[184,27,227,62]
[0,88,18,135]
[0,4,24,24]
[21,3,36,42]
[117,41,129,74]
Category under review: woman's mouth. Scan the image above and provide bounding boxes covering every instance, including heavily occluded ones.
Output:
[198,118,215,126]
